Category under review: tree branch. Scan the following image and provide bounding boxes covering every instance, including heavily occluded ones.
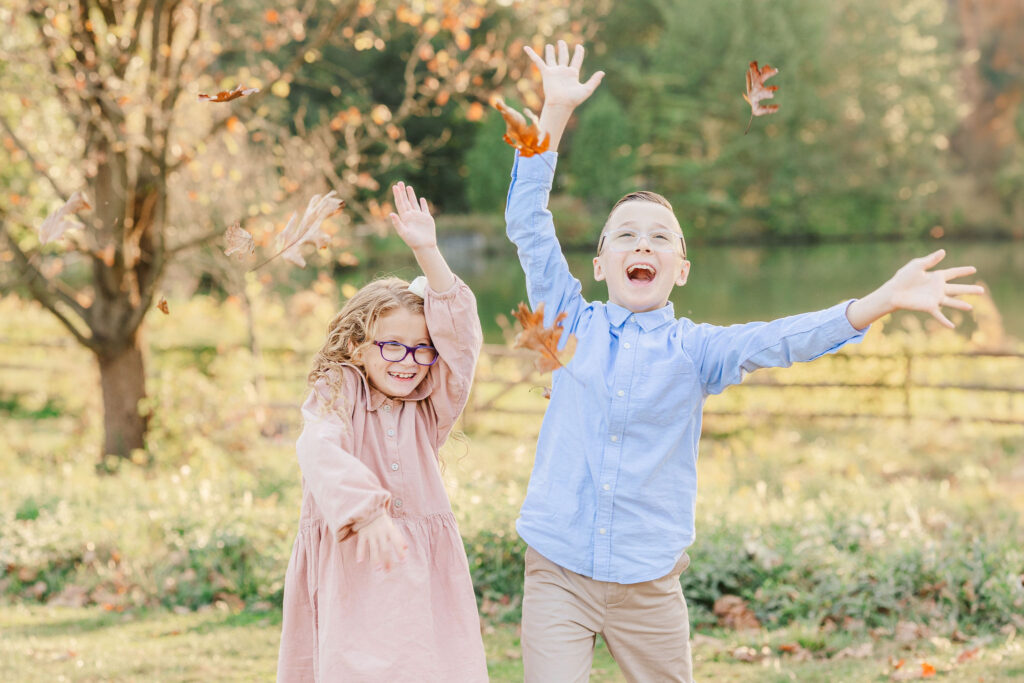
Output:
[0,116,71,204]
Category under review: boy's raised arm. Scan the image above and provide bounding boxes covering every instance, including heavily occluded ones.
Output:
[845,249,983,330]
[523,40,605,150]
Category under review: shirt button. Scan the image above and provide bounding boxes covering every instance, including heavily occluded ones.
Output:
[383,404,391,412]
[387,429,395,437]
[603,484,611,491]
[616,390,625,397]
[599,528,607,535]
[610,435,618,442]
[390,462,399,471]
[623,342,631,349]
[630,315,637,323]
[394,499,403,508]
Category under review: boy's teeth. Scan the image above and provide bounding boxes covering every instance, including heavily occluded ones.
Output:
[627,264,656,281]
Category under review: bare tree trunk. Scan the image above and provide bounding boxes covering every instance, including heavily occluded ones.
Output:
[97,337,148,459]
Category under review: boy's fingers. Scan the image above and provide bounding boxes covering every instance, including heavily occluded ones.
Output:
[919,249,946,269]
[939,266,977,281]
[945,283,983,296]
[523,45,545,70]
[932,309,955,329]
[569,44,584,71]
[545,43,555,66]
[557,39,569,66]
[943,297,973,312]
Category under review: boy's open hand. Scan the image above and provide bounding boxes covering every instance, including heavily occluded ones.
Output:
[355,513,408,572]
[524,40,604,110]
[389,182,436,251]
[877,249,984,328]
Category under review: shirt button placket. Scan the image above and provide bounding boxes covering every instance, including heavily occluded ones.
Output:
[384,402,402,515]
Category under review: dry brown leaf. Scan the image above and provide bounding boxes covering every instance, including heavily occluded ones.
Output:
[197,85,260,103]
[38,191,91,244]
[223,222,255,259]
[712,594,761,630]
[511,301,577,373]
[156,297,169,315]
[275,191,345,268]
[491,97,550,158]
[742,61,780,134]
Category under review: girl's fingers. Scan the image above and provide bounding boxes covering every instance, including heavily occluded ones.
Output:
[392,183,407,213]
[419,197,429,214]
[939,266,978,282]
[523,45,545,70]
[545,43,555,66]
[405,184,418,210]
[569,44,584,71]
[557,39,569,66]
[583,71,605,96]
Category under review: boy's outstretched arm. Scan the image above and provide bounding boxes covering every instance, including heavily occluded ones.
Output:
[846,249,983,330]
[523,40,605,150]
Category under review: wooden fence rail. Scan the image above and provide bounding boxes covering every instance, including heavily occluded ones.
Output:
[2,339,1023,426]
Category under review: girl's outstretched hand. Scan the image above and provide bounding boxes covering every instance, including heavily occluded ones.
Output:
[355,513,408,572]
[884,249,983,328]
[524,40,604,110]
[390,182,436,251]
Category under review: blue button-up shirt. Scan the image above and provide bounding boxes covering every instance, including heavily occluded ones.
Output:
[505,151,868,584]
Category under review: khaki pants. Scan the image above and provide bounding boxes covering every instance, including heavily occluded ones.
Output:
[521,546,693,683]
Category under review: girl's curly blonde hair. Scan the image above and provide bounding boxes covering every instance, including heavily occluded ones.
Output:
[308,277,425,406]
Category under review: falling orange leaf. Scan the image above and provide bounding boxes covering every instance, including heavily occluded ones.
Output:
[921,662,936,677]
[223,222,255,259]
[38,191,91,244]
[511,301,576,373]
[156,297,169,315]
[491,97,550,157]
[742,61,779,134]
[198,85,260,103]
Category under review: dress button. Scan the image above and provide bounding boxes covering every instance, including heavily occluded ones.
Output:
[387,429,395,437]
[394,499,403,508]
[623,342,631,349]
[610,435,618,442]
[599,528,607,535]
[391,462,399,471]
[603,484,611,491]
[617,390,625,397]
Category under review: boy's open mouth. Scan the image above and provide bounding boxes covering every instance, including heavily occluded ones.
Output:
[626,263,657,284]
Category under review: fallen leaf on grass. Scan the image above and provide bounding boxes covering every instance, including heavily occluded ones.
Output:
[956,646,979,663]
[511,301,577,373]
[38,191,90,244]
[197,85,260,102]
[742,61,779,134]
[713,594,761,630]
[491,96,550,158]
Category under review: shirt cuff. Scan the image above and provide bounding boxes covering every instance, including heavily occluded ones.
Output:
[833,299,869,343]
[511,150,558,184]
[425,274,464,300]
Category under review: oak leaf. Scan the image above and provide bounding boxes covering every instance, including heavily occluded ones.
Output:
[268,191,345,268]
[223,222,255,259]
[197,85,260,103]
[511,301,576,373]
[743,61,779,134]
[38,191,91,244]
[491,97,550,158]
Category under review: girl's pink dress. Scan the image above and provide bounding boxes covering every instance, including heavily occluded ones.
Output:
[277,278,487,682]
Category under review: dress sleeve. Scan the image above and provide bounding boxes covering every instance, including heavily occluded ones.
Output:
[422,276,483,447]
[295,375,390,541]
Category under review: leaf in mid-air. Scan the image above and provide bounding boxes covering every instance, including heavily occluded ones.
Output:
[511,301,577,373]
[274,191,346,268]
[491,97,550,158]
[156,297,169,315]
[742,61,779,134]
[38,191,90,245]
[197,85,260,103]
[223,222,255,259]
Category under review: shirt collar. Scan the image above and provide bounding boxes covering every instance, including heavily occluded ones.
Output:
[605,301,676,331]
[366,372,433,411]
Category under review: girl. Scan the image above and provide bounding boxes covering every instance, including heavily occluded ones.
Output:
[276,183,487,682]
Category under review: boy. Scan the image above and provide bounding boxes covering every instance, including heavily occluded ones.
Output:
[505,40,983,683]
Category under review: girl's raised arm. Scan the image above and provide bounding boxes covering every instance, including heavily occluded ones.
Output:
[389,182,455,293]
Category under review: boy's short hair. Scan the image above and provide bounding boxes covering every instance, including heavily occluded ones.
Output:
[600,191,687,257]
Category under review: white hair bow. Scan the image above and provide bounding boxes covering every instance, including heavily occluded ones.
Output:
[408,275,428,298]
